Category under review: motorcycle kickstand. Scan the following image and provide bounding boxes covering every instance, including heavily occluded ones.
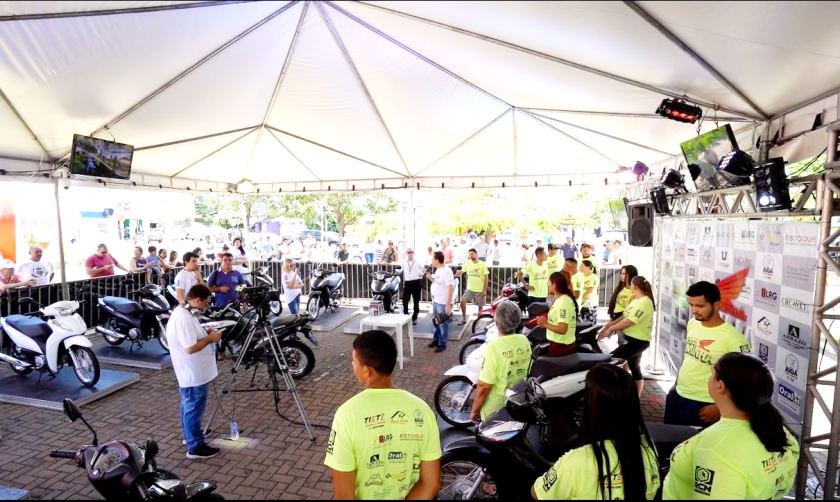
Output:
[248,365,259,389]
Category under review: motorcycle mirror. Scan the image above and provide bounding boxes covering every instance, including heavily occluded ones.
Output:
[63,398,82,422]
[17,297,33,306]
[144,439,159,468]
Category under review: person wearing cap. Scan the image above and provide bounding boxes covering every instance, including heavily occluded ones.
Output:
[16,245,54,286]
[85,244,129,278]
[470,302,531,422]
[0,260,35,293]
[546,243,561,277]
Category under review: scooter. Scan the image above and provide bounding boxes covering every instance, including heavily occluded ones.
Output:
[51,398,224,500]
[459,302,551,364]
[94,282,171,352]
[0,291,100,387]
[306,268,345,321]
[369,269,401,313]
[471,279,531,334]
[438,377,700,500]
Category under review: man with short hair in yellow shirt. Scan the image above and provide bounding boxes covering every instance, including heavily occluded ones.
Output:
[518,246,549,305]
[325,330,441,500]
[664,281,750,428]
[456,249,489,326]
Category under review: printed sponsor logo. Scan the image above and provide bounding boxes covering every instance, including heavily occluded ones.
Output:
[662,314,672,327]
[376,434,393,445]
[734,256,753,269]
[785,354,799,381]
[694,467,716,496]
[785,234,817,246]
[386,471,408,482]
[759,288,778,301]
[759,227,783,248]
[700,271,713,282]
[675,264,685,277]
[782,298,811,314]
[687,247,697,258]
[390,411,409,425]
[785,264,812,281]
[412,453,420,470]
[543,468,558,492]
[365,414,386,429]
[756,317,773,338]
[399,433,424,441]
[365,474,384,487]
[388,452,405,462]
[742,230,756,239]
[368,454,384,469]
[327,431,336,454]
[782,324,808,350]
[720,250,729,260]
[758,343,770,363]
[778,383,802,414]
[762,255,775,280]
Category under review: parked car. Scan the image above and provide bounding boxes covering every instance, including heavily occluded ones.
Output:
[147,228,163,244]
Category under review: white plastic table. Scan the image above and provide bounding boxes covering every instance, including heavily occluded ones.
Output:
[358,314,414,369]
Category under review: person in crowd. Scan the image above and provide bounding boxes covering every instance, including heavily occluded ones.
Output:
[85,244,129,278]
[664,281,750,428]
[380,241,398,264]
[607,265,638,321]
[174,252,205,307]
[518,246,549,305]
[560,236,579,260]
[230,237,249,278]
[538,272,578,357]
[520,243,531,266]
[399,248,424,325]
[609,240,623,265]
[16,245,54,286]
[192,247,215,266]
[491,239,502,266]
[325,330,441,500]
[280,238,291,261]
[363,239,374,264]
[545,243,561,304]
[474,234,490,262]
[373,239,385,264]
[457,249,489,326]
[470,302,530,422]
[663,353,798,499]
[0,260,35,292]
[441,238,454,265]
[217,244,230,261]
[129,246,151,282]
[425,246,434,266]
[281,258,304,315]
[166,284,222,460]
[289,237,304,261]
[336,243,350,264]
[424,251,453,353]
[598,276,656,396]
[564,257,581,300]
[580,243,594,261]
[455,237,469,266]
[578,260,599,324]
[602,241,612,263]
[157,248,172,274]
[532,364,660,500]
[146,245,163,283]
[169,250,180,268]
[207,254,245,308]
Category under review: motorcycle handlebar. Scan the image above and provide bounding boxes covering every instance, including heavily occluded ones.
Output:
[49,450,77,459]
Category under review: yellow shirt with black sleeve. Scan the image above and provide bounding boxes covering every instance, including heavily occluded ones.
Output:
[463,259,489,293]
[622,296,655,342]
[477,334,532,420]
[614,287,633,314]
[547,294,576,345]
[581,272,599,308]
[324,388,442,500]
[663,418,798,500]
[521,261,549,298]
[545,255,561,275]
[533,439,660,500]
[676,318,751,403]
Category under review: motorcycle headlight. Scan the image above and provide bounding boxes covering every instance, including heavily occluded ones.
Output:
[57,306,75,316]
[479,421,525,442]
[270,301,281,315]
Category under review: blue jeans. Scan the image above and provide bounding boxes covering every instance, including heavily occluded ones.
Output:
[663,387,712,429]
[433,302,450,347]
[180,383,210,452]
[365,253,374,263]
[288,294,300,315]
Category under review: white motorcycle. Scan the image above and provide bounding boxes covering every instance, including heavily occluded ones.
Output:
[0,292,100,387]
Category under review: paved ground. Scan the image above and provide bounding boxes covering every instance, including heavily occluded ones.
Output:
[0,309,667,500]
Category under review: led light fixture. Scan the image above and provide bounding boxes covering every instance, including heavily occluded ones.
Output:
[661,169,687,193]
[717,149,754,186]
[753,158,791,211]
[656,98,702,124]
[650,186,670,215]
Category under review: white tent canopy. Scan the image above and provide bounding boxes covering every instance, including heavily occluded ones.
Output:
[1,1,839,191]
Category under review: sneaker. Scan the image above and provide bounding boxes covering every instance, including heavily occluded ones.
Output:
[428,341,439,348]
[435,346,447,353]
[458,320,467,325]
[412,319,418,325]
[186,442,220,460]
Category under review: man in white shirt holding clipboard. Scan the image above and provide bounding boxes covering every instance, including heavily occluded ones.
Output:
[399,248,424,325]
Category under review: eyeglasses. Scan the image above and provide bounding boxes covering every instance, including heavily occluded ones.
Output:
[407,251,414,254]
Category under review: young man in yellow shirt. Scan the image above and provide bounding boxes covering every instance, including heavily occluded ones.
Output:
[518,246,549,305]
[456,249,489,326]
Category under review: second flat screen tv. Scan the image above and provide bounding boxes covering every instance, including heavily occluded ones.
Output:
[679,125,738,191]
[70,134,134,180]
[609,198,629,232]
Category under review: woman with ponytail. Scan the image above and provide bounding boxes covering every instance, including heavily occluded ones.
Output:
[598,276,656,396]
[663,353,798,499]
[608,265,638,320]
[538,272,578,356]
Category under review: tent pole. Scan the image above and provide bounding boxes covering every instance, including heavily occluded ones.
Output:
[53,178,69,300]
[240,194,249,257]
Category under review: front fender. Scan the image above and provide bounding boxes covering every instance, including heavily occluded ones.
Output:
[442,436,489,459]
[63,335,92,350]
[443,365,478,383]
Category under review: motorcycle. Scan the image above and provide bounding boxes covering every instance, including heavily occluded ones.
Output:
[306,268,345,321]
[0,290,100,387]
[438,377,700,500]
[471,278,531,334]
[459,302,551,364]
[94,281,171,352]
[369,269,401,313]
[51,398,224,500]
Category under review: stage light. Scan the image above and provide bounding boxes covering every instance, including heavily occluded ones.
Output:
[656,98,703,124]
[616,167,640,184]
[718,149,754,186]
[632,161,649,177]
[753,158,791,211]
[237,179,254,194]
[661,169,687,193]
[650,186,670,215]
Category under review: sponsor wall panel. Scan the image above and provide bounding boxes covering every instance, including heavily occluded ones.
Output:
[658,220,818,423]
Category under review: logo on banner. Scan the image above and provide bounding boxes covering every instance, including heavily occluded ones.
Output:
[782,298,811,314]
[785,234,817,246]
[762,256,775,280]
[742,229,756,239]
[675,264,685,278]
[720,250,728,260]
[785,355,799,380]
[782,324,808,350]
[701,271,712,282]
[663,314,672,327]
[734,256,753,269]
[715,269,749,321]
[785,264,812,281]
[687,226,699,243]
[759,227,783,248]
[687,247,697,258]
[759,288,777,301]
[778,383,802,415]
[756,317,773,338]
[758,343,770,364]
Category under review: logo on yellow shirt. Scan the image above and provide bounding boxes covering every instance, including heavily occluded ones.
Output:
[390,411,409,425]
[365,474,384,487]
[694,466,715,495]
[414,409,425,427]
[368,454,384,468]
[365,414,386,428]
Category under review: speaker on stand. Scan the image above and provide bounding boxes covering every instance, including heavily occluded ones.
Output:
[628,204,654,247]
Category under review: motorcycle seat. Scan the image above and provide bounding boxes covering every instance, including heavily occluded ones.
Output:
[527,302,550,317]
[4,315,52,350]
[530,353,611,381]
[102,296,143,315]
[271,315,299,329]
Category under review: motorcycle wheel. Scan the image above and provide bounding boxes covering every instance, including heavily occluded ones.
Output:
[434,376,476,428]
[71,346,101,387]
[459,339,484,365]
[306,295,321,320]
[440,450,498,500]
[281,339,315,379]
[7,345,33,376]
[158,320,170,352]
[101,320,125,346]
[471,315,494,334]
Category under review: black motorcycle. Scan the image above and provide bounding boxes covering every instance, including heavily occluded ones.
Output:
[51,398,223,500]
[95,282,171,352]
[306,268,345,321]
[369,269,401,313]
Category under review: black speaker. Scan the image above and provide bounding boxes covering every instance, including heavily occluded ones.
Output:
[628,204,653,247]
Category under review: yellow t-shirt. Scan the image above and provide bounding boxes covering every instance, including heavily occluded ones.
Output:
[462,259,489,293]
[325,388,442,500]
[547,294,576,345]
[663,418,798,500]
[614,287,633,314]
[534,439,660,500]
[622,296,655,342]
[477,334,532,420]
[676,318,751,403]
[545,255,561,275]
[581,272,599,308]
[521,261,549,298]
[571,272,584,298]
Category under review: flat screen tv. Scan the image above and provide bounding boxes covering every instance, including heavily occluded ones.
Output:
[679,124,738,191]
[608,198,629,232]
[70,134,134,180]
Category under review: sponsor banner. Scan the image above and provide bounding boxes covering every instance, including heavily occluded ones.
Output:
[756,223,784,254]
[734,223,758,251]
[775,346,808,391]
[779,285,814,325]
[752,310,779,345]
[783,223,820,258]
[782,255,817,292]
[669,336,684,365]
[753,280,781,313]
[756,252,782,285]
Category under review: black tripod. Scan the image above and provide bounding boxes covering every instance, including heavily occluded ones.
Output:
[204,289,315,441]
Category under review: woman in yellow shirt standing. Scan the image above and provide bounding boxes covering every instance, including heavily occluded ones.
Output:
[579,260,599,324]
[608,265,638,321]
[537,272,578,357]
[598,276,656,396]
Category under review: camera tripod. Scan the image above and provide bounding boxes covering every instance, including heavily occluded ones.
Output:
[204,305,316,441]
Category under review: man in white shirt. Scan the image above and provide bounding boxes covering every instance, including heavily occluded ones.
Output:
[166,284,221,459]
[16,245,54,286]
[474,234,490,263]
[399,248,424,325]
[175,252,205,307]
[455,237,469,265]
[424,251,453,353]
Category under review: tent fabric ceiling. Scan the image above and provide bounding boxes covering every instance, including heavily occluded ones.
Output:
[0,1,838,189]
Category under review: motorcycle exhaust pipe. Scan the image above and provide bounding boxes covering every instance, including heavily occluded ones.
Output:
[95,326,127,339]
[0,352,31,367]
